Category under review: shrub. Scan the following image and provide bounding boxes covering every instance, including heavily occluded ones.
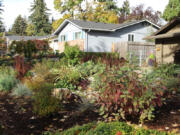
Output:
[0,67,18,92]
[45,122,172,135]
[9,40,49,58]
[64,43,81,65]
[145,64,180,93]
[77,61,106,79]
[81,52,126,67]
[54,66,81,90]
[32,83,61,117]
[12,83,32,97]
[95,64,169,123]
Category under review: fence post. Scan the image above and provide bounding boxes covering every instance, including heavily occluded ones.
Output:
[139,50,142,66]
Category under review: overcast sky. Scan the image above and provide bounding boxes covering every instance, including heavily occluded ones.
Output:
[2,0,169,29]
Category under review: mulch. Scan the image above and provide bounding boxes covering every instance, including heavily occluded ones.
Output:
[145,94,180,134]
[0,92,99,135]
[0,92,180,135]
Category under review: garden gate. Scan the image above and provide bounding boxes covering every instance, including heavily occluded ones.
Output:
[114,42,155,66]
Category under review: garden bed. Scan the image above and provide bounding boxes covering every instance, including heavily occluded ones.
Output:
[0,92,99,135]
[0,92,179,135]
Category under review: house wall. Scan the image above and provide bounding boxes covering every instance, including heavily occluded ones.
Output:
[86,23,158,52]
[58,23,85,42]
[58,39,84,53]
[156,37,180,64]
[58,23,85,52]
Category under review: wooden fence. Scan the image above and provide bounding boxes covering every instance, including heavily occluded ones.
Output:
[114,42,155,66]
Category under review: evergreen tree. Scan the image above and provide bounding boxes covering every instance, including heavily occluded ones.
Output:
[11,15,27,35]
[0,0,4,32]
[120,0,130,17]
[29,0,52,36]
[163,0,180,21]
[97,0,120,13]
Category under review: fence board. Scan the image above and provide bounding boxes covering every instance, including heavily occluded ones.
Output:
[114,42,155,66]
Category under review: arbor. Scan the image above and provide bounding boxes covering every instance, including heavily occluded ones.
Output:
[163,0,180,21]
[11,15,27,35]
[29,0,52,36]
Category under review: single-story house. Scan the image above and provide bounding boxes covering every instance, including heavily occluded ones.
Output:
[145,17,180,64]
[48,36,59,52]
[53,19,160,53]
[5,35,49,48]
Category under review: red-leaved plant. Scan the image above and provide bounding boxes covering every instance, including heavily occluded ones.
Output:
[14,55,31,79]
[96,64,168,123]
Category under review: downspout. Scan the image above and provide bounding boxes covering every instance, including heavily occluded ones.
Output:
[86,29,91,52]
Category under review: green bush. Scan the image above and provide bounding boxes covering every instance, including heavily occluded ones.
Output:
[145,64,180,93]
[0,67,18,92]
[64,43,81,65]
[54,66,81,90]
[12,83,32,97]
[44,122,172,135]
[77,61,106,79]
[32,83,61,117]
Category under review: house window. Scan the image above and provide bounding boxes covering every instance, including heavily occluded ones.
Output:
[128,34,134,42]
[75,32,81,40]
[61,35,67,42]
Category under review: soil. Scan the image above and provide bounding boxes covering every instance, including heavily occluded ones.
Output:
[145,94,180,134]
[0,92,180,135]
[0,92,99,135]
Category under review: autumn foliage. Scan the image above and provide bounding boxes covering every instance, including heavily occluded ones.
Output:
[96,64,169,123]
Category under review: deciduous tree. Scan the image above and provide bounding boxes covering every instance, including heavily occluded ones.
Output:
[119,4,161,25]
[163,0,180,21]
[54,0,83,17]
[52,14,71,31]
[26,23,36,36]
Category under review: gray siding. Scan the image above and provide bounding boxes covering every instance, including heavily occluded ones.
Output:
[86,23,158,52]
[58,23,85,42]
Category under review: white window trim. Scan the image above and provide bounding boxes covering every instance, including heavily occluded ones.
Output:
[75,32,82,40]
[61,35,66,42]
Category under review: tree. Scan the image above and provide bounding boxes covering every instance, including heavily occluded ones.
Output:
[11,15,27,35]
[163,0,180,21]
[0,0,4,32]
[52,14,71,31]
[29,0,52,36]
[54,0,83,17]
[119,4,161,25]
[119,0,130,22]
[26,23,36,36]
[77,2,119,24]
[97,0,120,13]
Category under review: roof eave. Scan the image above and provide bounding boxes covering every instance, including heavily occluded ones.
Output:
[113,19,160,31]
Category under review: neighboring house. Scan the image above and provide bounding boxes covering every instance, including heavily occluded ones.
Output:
[5,35,49,48]
[145,18,180,64]
[53,19,160,53]
[48,36,59,52]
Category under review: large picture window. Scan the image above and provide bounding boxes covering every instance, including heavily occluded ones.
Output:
[128,34,134,42]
